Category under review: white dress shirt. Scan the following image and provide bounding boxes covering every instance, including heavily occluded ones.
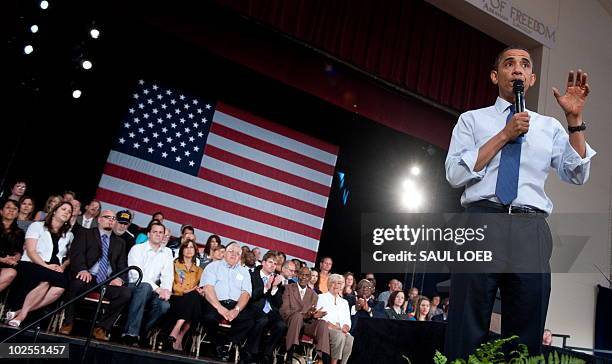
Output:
[317,292,351,329]
[23,221,73,263]
[445,97,596,214]
[81,216,93,229]
[128,241,174,291]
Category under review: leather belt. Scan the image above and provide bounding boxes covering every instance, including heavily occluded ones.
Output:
[469,200,545,215]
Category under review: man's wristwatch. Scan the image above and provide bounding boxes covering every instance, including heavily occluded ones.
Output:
[568,121,586,133]
[234,306,240,312]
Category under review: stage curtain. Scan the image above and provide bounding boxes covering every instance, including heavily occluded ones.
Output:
[217,0,503,112]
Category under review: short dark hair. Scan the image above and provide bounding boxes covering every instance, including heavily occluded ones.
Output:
[493,45,532,71]
[262,251,276,262]
[147,221,165,233]
[151,211,164,219]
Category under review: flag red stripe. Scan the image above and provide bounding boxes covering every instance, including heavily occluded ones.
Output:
[210,122,335,176]
[205,145,330,196]
[103,163,322,239]
[96,188,317,261]
[198,168,326,218]
[216,102,339,155]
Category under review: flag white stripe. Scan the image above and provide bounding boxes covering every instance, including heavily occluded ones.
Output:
[101,201,315,266]
[105,152,323,228]
[207,132,333,186]
[108,150,328,208]
[214,110,337,165]
[201,155,329,207]
[99,175,320,251]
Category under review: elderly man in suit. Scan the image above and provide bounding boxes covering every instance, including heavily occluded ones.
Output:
[281,266,331,364]
[60,209,132,340]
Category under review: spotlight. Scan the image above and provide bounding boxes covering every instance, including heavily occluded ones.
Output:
[40,1,49,10]
[410,166,421,176]
[81,60,92,70]
[402,179,415,190]
[24,45,34,54]
[72,89,82,98]
[401,190,423,210]
[30,25,39,33]
[90,28,100,39]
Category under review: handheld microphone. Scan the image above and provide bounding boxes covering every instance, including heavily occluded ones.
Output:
[513,79,526,135]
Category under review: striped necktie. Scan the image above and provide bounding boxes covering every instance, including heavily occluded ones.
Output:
[96,234,110,284]
[495,104,523,205]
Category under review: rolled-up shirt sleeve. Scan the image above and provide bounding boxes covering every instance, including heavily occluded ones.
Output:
[445,113,487,188]
[551,121,596,185]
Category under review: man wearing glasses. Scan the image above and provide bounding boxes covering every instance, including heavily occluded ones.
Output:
[60,209,132,341]
[200,241,255,361]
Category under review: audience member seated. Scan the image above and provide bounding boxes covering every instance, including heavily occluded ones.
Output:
[165,240,203,352]
[414,296,431,321]
[199,241,255,361]
[197,234,221,268]
[243,251,257,272]
[62,190,76,202]
[6,202,73,328]
[17,196,35,232]
[134,219,161,245]
[431,299,449,322]
[428,294,444,320]
[542,329,553,346]
[384,291,411,320]
[0,199,24,293]
[281,266,330,364]
[122,221,174,346]
[34,194,61,221]
[274,252,286,275]
[166,224,195,257]
[317,274,353,364]
[309,269,319,292]
[252,247,262,264]
[242,251,286,364]
[342,272,356,301]
[75,199,101,229]
[291,259,302,272]
[377,278,402,305]
[404,287,419,316]
[317,257,333,293]
[280,260,297,285]
[112,210,136,253]
[60,209,131,341]
[349,279,385,330]
[6,180,27,202]
[68,199,81,229]
[364,273,378,298]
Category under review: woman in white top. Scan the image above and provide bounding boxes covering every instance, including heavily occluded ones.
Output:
[6,202,73,328]
[317,273,354,364]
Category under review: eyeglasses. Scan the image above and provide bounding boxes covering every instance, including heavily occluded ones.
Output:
[101,215,116,221]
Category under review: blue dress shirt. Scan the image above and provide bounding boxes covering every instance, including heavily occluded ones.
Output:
[445,97,596,214]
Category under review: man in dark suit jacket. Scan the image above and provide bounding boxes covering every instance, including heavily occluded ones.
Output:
[280,266,330,364]
[242,251,287,364]
[60,209,132,341]
[349,279,385,334]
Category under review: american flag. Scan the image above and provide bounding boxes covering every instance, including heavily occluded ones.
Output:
[95,80,339,264]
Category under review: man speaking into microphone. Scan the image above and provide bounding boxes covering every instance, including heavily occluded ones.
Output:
[444,46,596,359]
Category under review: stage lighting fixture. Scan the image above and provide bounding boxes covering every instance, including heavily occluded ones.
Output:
[410,166,421,176]
[90,28,100,39]
[81,60,92,70]
[72,89,82,98]
[40,1,49,10]
[402,179,415,190]
[30,25,39,33]
[24,45,34,54]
